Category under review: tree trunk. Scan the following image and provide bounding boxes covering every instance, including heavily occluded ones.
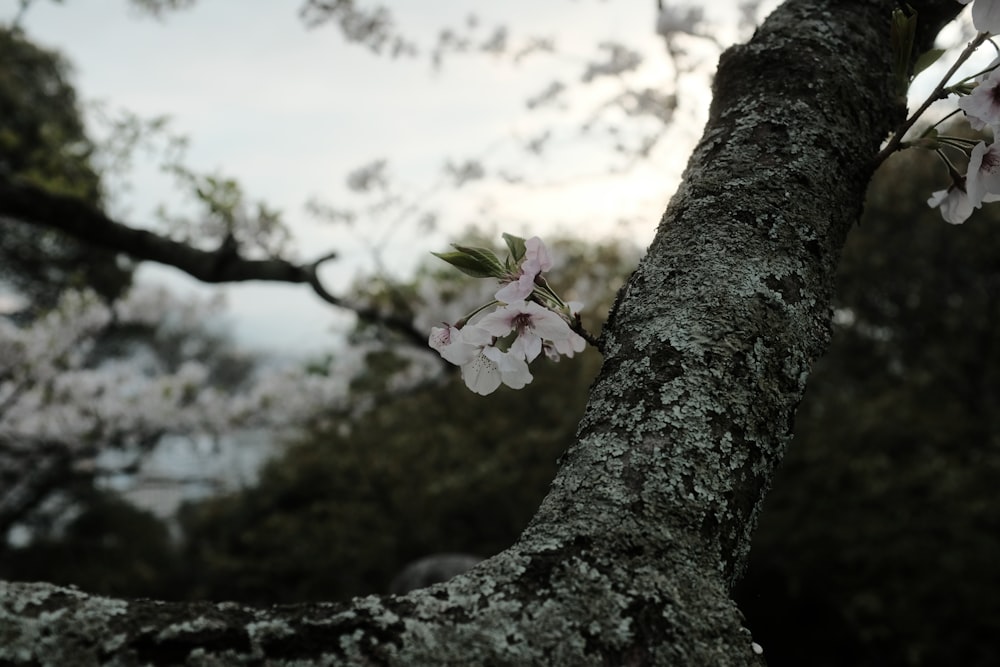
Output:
[0,0,962,664]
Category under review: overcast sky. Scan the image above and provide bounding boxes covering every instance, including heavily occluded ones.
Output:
[13,1,784,355]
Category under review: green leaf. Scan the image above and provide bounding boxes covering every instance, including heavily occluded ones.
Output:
[452,245,506,277]
[912,48,945,79]
[502,233,527,264]
[431,251,493,278]
[432,246,504,278]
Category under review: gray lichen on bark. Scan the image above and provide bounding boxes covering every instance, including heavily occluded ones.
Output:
[0,0,963,665]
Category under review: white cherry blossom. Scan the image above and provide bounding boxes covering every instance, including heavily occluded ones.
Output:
[477,300,585,362]
[428,324,479,365]
[965,140,1000,204]
[457,326,533,395]
[0,285,369,446]
[928,184,975,224]
[958,65,1000,131]
[960,0,1000,35]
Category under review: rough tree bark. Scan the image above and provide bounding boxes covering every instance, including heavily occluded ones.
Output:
[0,0,963,664]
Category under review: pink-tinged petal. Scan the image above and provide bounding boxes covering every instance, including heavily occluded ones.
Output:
[429,325,479,365]
[428,325,453,350]
[519,302,575,340]
[517,302,583,354]
[522,236,553,274]
[480,300,585,361]
[494,237,551,302]
[495,274,535,303]
[461,353,502,395]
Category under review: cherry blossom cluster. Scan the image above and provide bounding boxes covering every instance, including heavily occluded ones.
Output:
[0,285,367,448]
[428,234,589,395]
[898,0,1000,222]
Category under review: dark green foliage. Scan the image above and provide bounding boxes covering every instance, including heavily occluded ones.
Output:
[0,487,180,599]
[177,348,603,603]
[736,143,1000,667]
[0,27,131,311]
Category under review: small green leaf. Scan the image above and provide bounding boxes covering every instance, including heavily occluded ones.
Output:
[452,245,505,277]
[432,245,505,278]
[502,233,527,263]
[431,251,495,278]
[912,48,945,79]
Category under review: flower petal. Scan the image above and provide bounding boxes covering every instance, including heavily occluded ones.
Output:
[928,187,974,224]
[484,346,533,389]
[461,353,502,395]
[967,141,1000,205]
[973,0,1000,34]
[429,325,479,365]
[959,69,1000,131]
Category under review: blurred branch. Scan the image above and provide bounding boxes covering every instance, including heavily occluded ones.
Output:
[0,176,429,347]
[10,0,33,30]
[305,254,430,350]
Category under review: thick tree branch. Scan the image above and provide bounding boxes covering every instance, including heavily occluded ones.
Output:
[0,176,429,347]
[0,177,305,284]
[0,1,963,664]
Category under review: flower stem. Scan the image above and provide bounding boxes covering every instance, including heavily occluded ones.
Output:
[571,319,603,354]
[874,31,990,168]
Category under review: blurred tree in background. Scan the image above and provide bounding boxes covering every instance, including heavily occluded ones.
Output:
[0,26,131,313]
[2,3,999,665]
[0,24,307,587]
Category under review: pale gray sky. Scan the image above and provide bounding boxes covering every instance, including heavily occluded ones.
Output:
[14,1,771,355]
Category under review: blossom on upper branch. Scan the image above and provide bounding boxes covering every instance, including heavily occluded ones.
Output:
[927,140,1000,224]
[960,0,1000,35]
[428,233,594,395]
[966,140,1000,204]
[428,323,533,395]
[958,64,1000,131]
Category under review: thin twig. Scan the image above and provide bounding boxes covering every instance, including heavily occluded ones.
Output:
[874,32,990,168]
